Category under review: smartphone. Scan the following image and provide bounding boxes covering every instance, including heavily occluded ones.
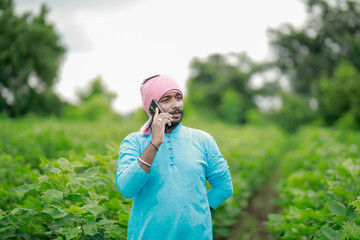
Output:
[149,99,168,132]
[149,99,164,117]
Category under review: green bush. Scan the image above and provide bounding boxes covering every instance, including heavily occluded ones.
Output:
[266,127,360,239]
[267,93,317,132]
[317,61,360,127]
[0,154,131,240]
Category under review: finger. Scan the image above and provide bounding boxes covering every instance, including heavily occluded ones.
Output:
[160,115,172,126]
[158,113,171,120]
[153,107,159,120]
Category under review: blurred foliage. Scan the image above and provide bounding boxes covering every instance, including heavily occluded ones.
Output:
[76,75,117,105]
[266,127,360,239]
[186,0,360,131]
[1,0,359,133]
[268,0,360,96]
[187,52,259,124]
[64,76,121,122]
[266,92,317,132]
[64,95,121,122]
[0,0,66,117]
[317,60,360,128]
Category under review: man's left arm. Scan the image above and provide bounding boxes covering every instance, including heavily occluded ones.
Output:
[206,136,234,209]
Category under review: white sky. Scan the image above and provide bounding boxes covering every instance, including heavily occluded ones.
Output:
[15,0,306,115]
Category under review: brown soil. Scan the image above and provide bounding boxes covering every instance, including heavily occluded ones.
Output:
[226,170,281,240]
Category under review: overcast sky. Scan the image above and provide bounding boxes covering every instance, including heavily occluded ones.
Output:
[15,0,307,115]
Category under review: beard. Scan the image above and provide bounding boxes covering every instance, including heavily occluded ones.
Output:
[169,108,184,127]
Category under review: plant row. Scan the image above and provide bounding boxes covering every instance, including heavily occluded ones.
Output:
[0,117,287,239]
[266,127,360,239]
[191,119,287,238]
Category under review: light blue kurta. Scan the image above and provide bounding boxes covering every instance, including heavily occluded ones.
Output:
[115,123,233,240]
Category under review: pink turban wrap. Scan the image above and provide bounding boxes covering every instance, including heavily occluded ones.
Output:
[140,74,183,136]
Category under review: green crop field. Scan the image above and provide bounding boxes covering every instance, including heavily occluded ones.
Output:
[266,127,360,239]
[0,115,359,240]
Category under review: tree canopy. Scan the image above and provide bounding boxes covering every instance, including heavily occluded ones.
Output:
[0,0,65,117]
[187,53,259,124]
[268,0,360,96]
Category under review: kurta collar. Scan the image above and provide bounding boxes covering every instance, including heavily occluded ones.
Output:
[168,123,182,135]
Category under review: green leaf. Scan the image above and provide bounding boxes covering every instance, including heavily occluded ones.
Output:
[0,225,14,234]
[58,158,73,172]
[328,199,347,216]
[84,153,94,162]
[67,178,80,192]
[350,226,360,239]
[341,158,357,177]
[42,206,67,219]
[322,226,342,240]
[64,205,87,214]
[70,161,85,169]
[107,198,122,210]
[336,165,352,179]
[56,227,79,240]
[0,210,5,221]
[10,208,23,215]
[82,166,99,178]
[43,189,63,203]
[83,203,106,216]
[105,224,124,238]
[83,222,98,236]
[39,156,49,167]
[346,205,357,220]
[97,219,116,226]
[65,228,79,240]
[63,193,83,203]
[350,199,360,210]
[15,183,40,194]
[324,215,335,223]
[48,166,62,174]
[38,175,50,183]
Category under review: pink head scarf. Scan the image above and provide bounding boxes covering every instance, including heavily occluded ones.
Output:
[139,74,183,136]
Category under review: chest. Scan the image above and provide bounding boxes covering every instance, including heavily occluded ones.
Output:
[147,135,208,182]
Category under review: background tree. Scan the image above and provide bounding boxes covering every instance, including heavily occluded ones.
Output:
[187,52,259,124]
[268,0,360,96]
[64,76,120,121]
[262,0,360,129]
[317,60,360,127]
[76,76,116,105]
[0,0,65,117]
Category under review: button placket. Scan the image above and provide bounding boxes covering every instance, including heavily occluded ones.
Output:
[167,134,174,166]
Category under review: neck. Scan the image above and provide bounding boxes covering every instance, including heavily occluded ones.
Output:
[166,123,180,134]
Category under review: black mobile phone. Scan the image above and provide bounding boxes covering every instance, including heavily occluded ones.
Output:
[149,99,164,117]
[149,99,168,132]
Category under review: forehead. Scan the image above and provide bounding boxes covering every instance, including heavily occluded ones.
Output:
[160,91,182,99]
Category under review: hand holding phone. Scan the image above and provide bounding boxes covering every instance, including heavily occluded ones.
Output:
[149,99,164,117]
[149,99,169,132]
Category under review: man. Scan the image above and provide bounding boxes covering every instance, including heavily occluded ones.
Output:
[115,74,233,240]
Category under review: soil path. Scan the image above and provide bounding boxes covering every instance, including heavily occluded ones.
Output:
[227,167,281,240]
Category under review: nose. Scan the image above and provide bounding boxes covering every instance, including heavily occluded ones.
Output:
[171,97,181,109]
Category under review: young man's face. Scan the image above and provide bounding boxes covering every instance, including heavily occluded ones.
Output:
[158,92,184,126]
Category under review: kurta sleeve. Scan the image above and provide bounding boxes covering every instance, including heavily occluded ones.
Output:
[115,133,150,198]
[206,136,233,209]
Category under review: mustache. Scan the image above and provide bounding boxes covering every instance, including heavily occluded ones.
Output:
[169,109,183,115]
